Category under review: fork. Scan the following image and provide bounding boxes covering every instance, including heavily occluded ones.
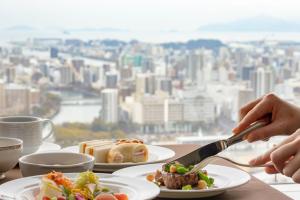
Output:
[188,155,274,174]
[0,194,15,200]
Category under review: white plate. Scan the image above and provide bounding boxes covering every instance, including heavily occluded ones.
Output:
[113,163,251,199]
[0,173,160,200]
[61,145,175,172]
[36,142,61,153]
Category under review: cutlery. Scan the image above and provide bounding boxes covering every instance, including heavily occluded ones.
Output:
[166,120,269,168]
[188,155,274,174]
[0,194,15,200]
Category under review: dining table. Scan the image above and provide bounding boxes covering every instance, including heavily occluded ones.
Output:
[0,144,292,200]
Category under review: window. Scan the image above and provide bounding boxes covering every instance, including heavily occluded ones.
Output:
[0,0,299,185]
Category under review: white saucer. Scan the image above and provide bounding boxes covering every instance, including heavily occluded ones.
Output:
[0,173,160,200]
[62,145,175,172]
[36,142,61,153]
[113,163,251,199]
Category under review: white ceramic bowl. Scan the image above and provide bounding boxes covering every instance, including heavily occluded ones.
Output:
[19,152,94,177]
[0,137,23,179]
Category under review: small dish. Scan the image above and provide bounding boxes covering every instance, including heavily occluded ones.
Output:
[19,152,94,177]
[0,173,160,200]
[0,137,23,179]
[62,145,175,172]
[113,163,251,199]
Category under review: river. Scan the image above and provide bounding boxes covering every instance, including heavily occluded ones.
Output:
[51,91,101,125]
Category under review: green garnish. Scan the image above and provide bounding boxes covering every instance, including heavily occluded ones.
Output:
[102,187,110,192]
[61,185,71,197]
[75,171,99,189]
[176,166,189,174]
[68,194,75,200]
[188,165,194,170]
[182,185,193,190]
[164,163,173,172]
[198,172,214,187]
[51,197,57,200]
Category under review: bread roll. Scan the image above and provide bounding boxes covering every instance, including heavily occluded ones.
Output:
[107,143,148,163]
[79,140,99,153]
[86,143,112,163]
[79,140,112,154]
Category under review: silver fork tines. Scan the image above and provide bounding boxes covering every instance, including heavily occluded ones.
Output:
[187,155,274,174]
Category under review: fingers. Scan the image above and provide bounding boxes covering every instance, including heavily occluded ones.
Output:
[233,98,273,134]
[270,140,298,173]
[238,97,263,121]
[249,133,297,166]
[246,122,283,142]
[291,168,300,183]
[265,165,279,174]
[249,148,274,166]
[283,153,300,178]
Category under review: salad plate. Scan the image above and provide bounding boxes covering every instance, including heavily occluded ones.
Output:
[61,145,175,172]
[113,163,251,199]
[0,172,160,200]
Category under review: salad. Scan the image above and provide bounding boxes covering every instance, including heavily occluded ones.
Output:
[146,162,214,190]
[37,171,128,200]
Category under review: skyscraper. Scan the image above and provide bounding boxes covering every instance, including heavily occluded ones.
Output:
[50,47,59,58]
[59,66,73,85]
[105,72,118,88]
[101,89,119,123]
[251,67,275,98]
[135,73,156,96]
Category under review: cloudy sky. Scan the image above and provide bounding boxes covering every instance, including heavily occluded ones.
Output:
[1,0,300,31]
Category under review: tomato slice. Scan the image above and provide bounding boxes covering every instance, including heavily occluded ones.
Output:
[113,193,129,200]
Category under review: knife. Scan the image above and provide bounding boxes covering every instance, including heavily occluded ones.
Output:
[167,120,269,167]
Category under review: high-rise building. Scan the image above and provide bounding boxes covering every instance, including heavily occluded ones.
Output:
[234,48,247,78]
[59,66,73,85]
[183,94,216,123]
[186,50,204,82]
[5,84,31,114]
[251,67,275,98]
[241,65,255,81]
[101,89,119,123]
[72,59,84,72]
[50,47,59,58]
[83,68,93,86]
[160,78,172,95]
[164,99,183,123]
[39,64,49,77]
[5,67,16,83]
[132,96,165,125]
[135,73,156,96]
[105,72,118,88]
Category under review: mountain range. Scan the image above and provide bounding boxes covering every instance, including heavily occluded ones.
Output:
[198,16,300,32]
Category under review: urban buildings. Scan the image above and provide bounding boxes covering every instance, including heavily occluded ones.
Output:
[0,37,299,137]
[101,89,119,124]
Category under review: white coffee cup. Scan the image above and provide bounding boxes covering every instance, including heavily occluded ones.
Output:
[0,116,53,155]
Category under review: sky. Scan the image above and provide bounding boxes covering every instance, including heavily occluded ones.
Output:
[1,0,300,31]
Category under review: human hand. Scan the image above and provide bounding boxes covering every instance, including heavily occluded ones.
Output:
[249,130,300,183]
[233,93,300,142]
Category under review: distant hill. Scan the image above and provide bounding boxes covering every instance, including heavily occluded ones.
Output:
[198,16,300,32]
[5,25,36,31]
[161,39,224,50]
[68,27,128,32]
[99,39,127,46]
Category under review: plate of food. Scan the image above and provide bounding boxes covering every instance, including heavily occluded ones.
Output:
[0,171,160,200]
[61,139,175,172]
[113,163,251,199]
